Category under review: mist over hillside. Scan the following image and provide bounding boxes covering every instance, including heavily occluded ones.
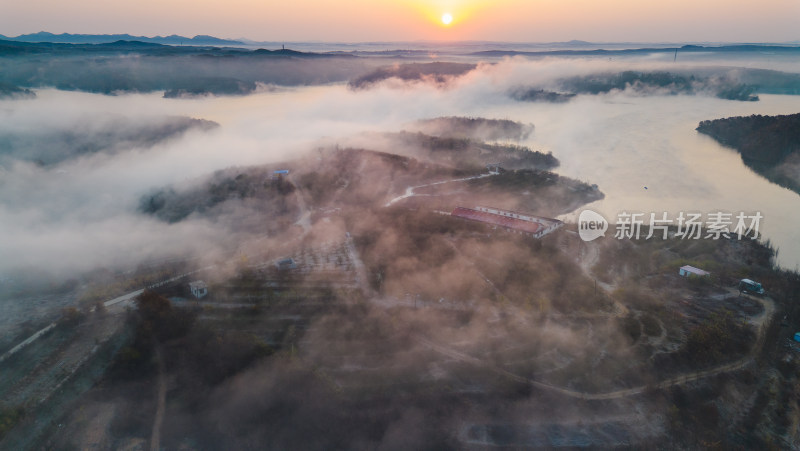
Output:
[2,39,800,98]
[0,116,217,167]
[1,37,800,450]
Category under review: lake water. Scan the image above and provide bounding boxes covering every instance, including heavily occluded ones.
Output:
[483,94,800,269]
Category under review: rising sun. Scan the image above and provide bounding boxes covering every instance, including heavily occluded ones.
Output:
[441,13,453,25]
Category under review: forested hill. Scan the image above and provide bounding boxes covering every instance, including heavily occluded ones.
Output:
[698,113,800,164]
[697,113,800,194]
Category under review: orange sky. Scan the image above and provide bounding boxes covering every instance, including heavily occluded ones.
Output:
[2,0,799,42]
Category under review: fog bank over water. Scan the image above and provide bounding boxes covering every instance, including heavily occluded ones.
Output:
[1,54,799,276]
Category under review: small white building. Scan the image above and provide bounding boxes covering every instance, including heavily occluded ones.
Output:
[189,280,208,299]
[679,265,710,277]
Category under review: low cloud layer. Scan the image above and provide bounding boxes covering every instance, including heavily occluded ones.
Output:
[1,53,800,279]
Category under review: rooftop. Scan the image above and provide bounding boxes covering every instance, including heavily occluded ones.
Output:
[680,265,710,276]
[452,207,542,234]
[475,206,563,226]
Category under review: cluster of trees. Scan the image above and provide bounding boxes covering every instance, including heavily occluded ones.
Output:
[348,62,476,89]
[398,132,470,151]
[509,88,575,103]
[106,290,275,446]
[413,116,535,141]
[480,143,558,170]
[0,406,24,441]
[392,131,559,171]
[110,291,195,379]
[467,168,564,190]
[697,113,800,166]
[111,290,271,385]
[574,71,695,94]
[698,113,800,194]
[559,71,758,101]
[163,78,257,98]
[0,81,34,99]
[140,169,296,224]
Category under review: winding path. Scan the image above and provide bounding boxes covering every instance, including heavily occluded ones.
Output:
[287,174,311,234]
[0,323,57,365]
[417,292,776,400]
[384,172,497,207]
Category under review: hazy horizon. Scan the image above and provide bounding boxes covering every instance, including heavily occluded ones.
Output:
[2,0,799,43]
[3,32,800,46]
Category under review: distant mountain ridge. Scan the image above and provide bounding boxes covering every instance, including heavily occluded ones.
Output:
[472,43,800,57]
[0,32,243,46]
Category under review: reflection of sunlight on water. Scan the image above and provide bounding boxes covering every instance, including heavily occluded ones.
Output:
[485,94,800,269]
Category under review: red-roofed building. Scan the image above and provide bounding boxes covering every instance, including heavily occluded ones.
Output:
[451,206,563,238]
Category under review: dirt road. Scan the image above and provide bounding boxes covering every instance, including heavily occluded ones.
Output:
[0,323,57,364]
[384,172,497,207]
[288,174,312,234]
[417,292,776,400]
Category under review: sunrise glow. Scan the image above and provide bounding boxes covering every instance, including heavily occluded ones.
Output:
[1,0,799,50]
